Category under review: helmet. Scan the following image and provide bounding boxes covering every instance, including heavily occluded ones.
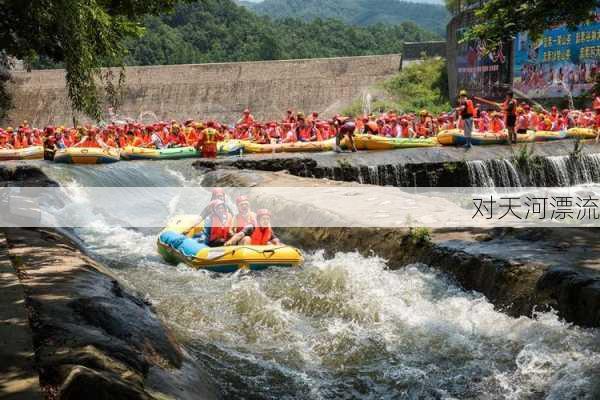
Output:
[420,110,428,116]
[459,90,468,97]
[236,195,249,205]
[211,188,225,198]
[256,209,271,218]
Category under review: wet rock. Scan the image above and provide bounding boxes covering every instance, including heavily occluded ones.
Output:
[0,163,58,187]
[57,365,151,400]
[2,228,219,400]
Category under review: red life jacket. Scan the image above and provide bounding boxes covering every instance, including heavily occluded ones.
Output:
[234,212,257,233]
[250,227,273,245]
[298,127,311,141]
[78,137,100,148]
[209,213,233,243]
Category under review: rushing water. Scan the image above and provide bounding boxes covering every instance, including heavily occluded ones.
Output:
[40,161,600,399]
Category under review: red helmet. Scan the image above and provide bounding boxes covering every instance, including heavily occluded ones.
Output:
[211,188,225,198]
[236,195,249,205]
[256,209,271,218]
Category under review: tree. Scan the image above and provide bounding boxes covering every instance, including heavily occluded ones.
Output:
[463,0,598,47]
[0,0,185,120]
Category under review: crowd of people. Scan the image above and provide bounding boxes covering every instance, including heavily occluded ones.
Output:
[2,94,600,155]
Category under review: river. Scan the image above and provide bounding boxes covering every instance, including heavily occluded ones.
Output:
[40,160,600,400]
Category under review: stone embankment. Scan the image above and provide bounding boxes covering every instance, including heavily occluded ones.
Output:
[0,164,219,400]
[196,139,600,187]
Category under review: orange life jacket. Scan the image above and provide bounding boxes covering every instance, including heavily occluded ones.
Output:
[234,212,257,233]
[78,137,99,148]
[208,213,233,243]
[491,119,503,133]
[250,227,273,245]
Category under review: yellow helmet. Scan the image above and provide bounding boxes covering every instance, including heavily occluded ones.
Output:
[420,109,428,116]
[459,90,468,97]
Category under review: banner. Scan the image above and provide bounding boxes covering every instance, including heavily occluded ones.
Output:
[455,25,512,100]
[513,18,600,98]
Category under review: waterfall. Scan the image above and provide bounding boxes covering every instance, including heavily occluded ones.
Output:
[466,160,495,187]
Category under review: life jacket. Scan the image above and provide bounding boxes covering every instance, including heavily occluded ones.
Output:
[400,125,410,138]
[491,118,504,133]
[13,136,28,149]
[234,212,257,233]
[105,137,117,147]
[208,213,233,243]
[416,120,431,137]
[461,99,476,118]
[516,115,528,130]
[297,126,311,141]
[78,137,99,148]
[203,128,218,144]
[118,136,130,148]
[250,226,273,245]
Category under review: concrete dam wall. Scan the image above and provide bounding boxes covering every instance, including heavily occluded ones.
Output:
[5,54,402,127]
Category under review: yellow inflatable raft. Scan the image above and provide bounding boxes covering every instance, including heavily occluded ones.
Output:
[0,146,44,161]
[156,215,304,273]
[437,130,536,146]
[243,139,334,154]
[349,134,439,150]
[567,128,597,139]
[53,147,120,164]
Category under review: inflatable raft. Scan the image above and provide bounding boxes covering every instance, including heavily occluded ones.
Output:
[218,140,245,156]
[0,146,44,161]
[53,147,120,164]
[156,215,304,273]
[437,130,536,146]
[533,130,567,141]
[567,128,597,139]
[349,134,438,150]
[243,139,334,154]
[120,146,199,160]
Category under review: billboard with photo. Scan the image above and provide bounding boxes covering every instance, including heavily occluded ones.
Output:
[455,26,512,100]
[513,18,600,99]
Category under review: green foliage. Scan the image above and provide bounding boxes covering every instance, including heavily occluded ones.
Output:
[513,143,536,170]
[0,0,182,120]
[408,227,431,244]
[344,58,451,116]
[463,0,598,48]
[0,53,12,120]
[123,1,437,66]
[248,0,450,36]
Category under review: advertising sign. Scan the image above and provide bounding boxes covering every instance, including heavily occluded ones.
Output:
[456,27,512,100]
[513,19,600,98]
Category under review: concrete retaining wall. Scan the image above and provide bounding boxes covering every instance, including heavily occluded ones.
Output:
[5,54,402,127]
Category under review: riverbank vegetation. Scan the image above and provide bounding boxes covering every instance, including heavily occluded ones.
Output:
[343,57,451,116]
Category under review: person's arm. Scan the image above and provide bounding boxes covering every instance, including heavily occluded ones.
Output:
[96,135,109,150]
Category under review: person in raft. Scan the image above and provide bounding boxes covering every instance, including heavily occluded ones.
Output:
[233,195,257,233]
[72,127,110,149]
[200,199,234,247]
[227,209,281,246]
